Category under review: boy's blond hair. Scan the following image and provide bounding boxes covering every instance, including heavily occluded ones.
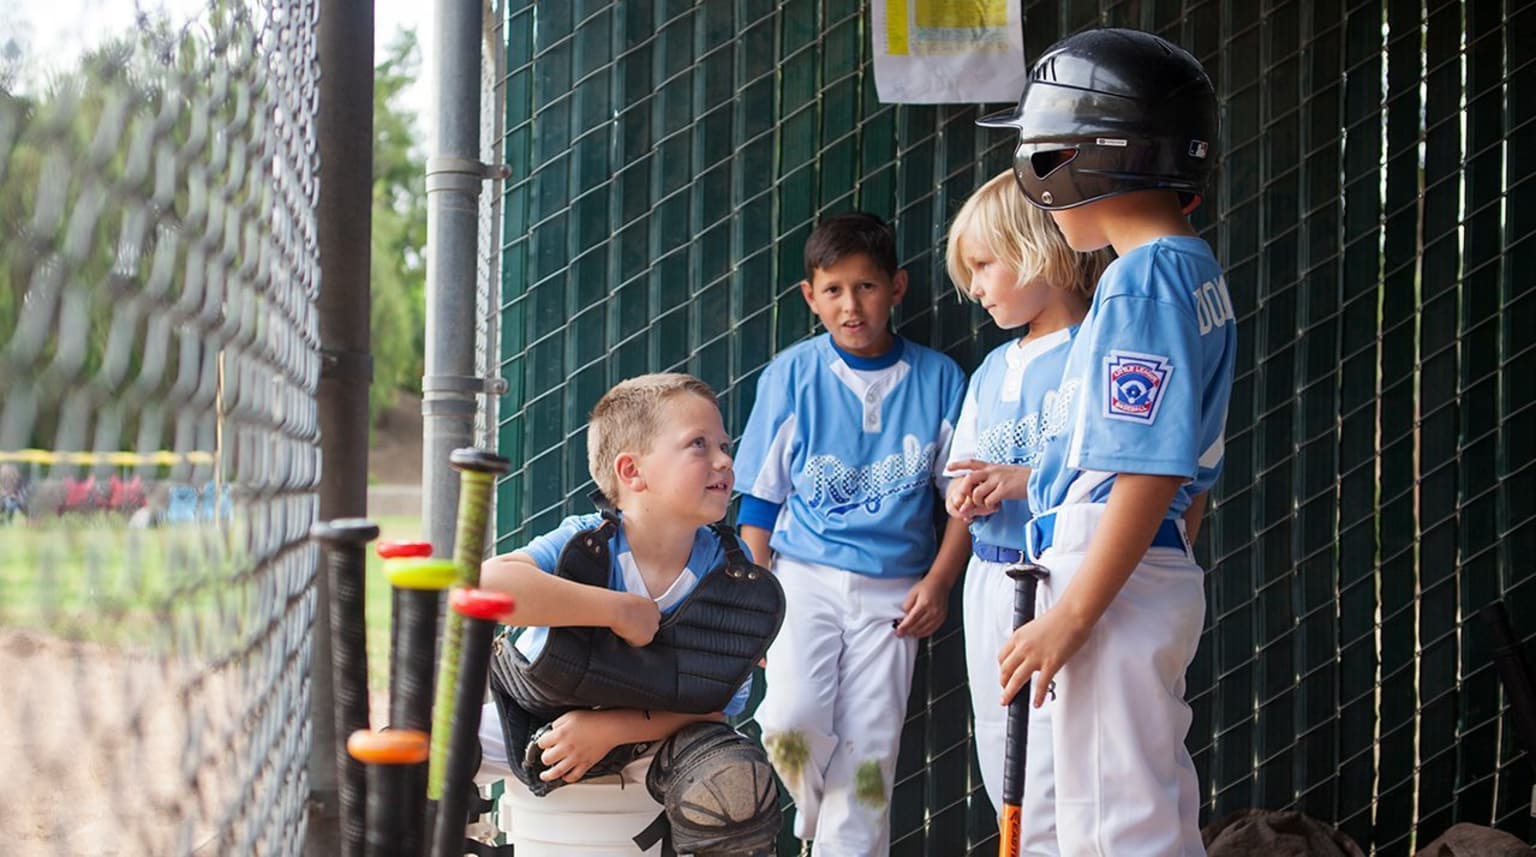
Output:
[945,170,1109,301]
[587,372,719,503]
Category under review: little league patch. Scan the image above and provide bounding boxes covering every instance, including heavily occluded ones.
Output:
[1104,351,1173,423]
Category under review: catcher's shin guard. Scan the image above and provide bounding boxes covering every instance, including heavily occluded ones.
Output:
[633,722,781,857]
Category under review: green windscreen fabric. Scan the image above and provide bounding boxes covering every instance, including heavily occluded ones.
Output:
[490,2,1536,854]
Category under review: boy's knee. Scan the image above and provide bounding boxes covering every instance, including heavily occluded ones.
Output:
[644,722,781,857]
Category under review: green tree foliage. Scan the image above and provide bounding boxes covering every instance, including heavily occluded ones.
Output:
[370,30,427,423]
[0,39,162,448]
[1,24,428,446]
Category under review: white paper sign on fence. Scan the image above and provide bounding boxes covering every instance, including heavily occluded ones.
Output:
[870,0,1027,104]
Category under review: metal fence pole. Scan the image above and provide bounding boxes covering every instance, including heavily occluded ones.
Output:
[310,0,375,851]
[423,0,494,558]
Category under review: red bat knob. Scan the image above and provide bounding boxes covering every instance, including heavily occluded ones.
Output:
[377,539,433,559]
[450,587,515,621]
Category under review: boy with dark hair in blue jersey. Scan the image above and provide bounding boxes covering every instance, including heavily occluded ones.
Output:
[980,29,1236,856]
[734,211,971,855]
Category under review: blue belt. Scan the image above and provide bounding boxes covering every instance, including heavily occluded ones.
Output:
[1027,512,1186,560]
[972,541,1025,564]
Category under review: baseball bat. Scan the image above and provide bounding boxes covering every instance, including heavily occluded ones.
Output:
[312,518,381,857]
[999,562,1047,857]
[430,587,515,857]
[347,728,432,857]
[427,448,511,800]
[380,552,457,856]
[378,538,434,723]
[1480,601,1536,784]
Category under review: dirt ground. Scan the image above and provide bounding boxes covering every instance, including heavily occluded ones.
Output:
[1,395,429,854]
[0,628,250,856]
[370,393,425,485]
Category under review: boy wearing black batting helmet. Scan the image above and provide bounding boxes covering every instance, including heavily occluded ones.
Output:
[982,28,1235,856]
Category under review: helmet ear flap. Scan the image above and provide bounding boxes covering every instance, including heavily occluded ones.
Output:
[1028,148,1077,180]
[1011,143,1081,209]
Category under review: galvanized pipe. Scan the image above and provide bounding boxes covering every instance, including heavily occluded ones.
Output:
[422,0,492,559]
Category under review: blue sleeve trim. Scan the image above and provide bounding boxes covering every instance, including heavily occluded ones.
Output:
[736,494,782,531]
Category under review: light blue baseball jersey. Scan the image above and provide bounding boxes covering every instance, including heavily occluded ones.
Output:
[1028,235,1236,517]
[734,334,967,578]
[947,327,1077,548]
[512,513,751,717]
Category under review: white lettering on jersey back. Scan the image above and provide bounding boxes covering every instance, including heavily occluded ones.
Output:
[1194,276,1235,335]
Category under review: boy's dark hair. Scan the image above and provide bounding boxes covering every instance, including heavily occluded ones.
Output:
[803,212,900,280]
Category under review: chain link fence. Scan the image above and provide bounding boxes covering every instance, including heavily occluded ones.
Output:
[0,1,322,853]
[488,1,1536,855]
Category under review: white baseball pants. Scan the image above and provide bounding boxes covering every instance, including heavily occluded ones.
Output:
[963,552,1057,852]
[1019,504,1206,856]
[755,555,920,857]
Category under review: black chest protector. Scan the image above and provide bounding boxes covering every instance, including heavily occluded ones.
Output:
[490,499,785,719]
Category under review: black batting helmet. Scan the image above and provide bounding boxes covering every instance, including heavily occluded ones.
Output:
[978,28,1218,212]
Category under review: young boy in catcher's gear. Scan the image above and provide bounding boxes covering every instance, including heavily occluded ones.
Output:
[980,28,1236,855]
[940,170,1110,818]
[475,373,783,856]
[734,212,970,855]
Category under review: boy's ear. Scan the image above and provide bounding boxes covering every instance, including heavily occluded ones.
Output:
[891,269,909,304]
[614,453,645,493]
[798,278,815,307]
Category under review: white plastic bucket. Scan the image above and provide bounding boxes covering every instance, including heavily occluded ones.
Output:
[495,755,664,856]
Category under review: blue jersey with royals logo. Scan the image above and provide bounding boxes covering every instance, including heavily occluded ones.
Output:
[1028,236,1236,518]
[512,513,751,717]
[946,327,1076,549]
[734,334,967,578]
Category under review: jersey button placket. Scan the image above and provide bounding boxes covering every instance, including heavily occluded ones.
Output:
[863,391,880,431]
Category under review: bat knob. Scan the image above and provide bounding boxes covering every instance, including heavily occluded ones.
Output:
[451,587,515,620]
[377,539,433,559]
[311,518,381,545]
[347,729,430,765]
[449,448,512,475]
[384,557,458,591]
[1006,562,1048,583]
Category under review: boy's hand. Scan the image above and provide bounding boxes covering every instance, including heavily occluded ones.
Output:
[895,575,950,639]
[944,470,982,521]
[997,605,1091,709]
[535,709,623,783]
[946,458,1030,516]
[609,592,660,647]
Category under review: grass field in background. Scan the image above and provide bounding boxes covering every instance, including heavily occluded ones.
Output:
[0,517,236,647]
[0,514,422,702]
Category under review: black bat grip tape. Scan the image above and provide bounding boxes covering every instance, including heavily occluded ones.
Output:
[431,590,512,857]
[313,518,381,857]
[349,730,430,857]
[1002,567,1042,807]
[394,588,441,732]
